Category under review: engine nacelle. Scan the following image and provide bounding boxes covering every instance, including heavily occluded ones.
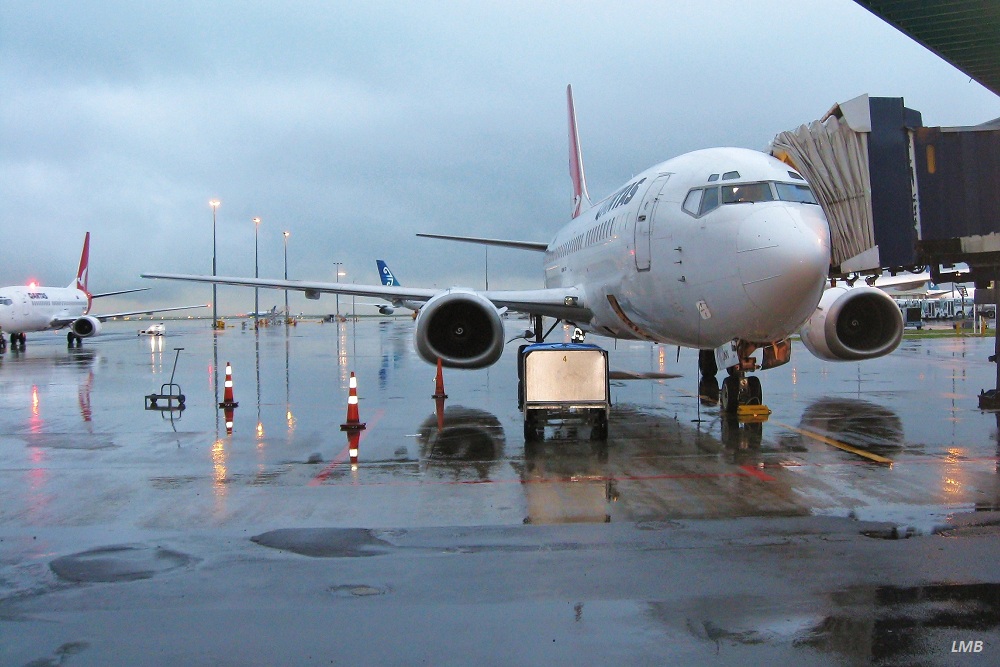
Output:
[798,285,903,361]
[378,305,395,315]
[414,290,504,369]
[70,315,102,338]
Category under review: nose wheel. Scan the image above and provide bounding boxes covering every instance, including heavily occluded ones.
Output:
[720,374,762,414]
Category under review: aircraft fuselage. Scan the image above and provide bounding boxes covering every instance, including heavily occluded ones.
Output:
[0,286,89,334]
[544,147,830,348]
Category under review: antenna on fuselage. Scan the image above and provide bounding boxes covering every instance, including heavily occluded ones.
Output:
[567,85,592,219]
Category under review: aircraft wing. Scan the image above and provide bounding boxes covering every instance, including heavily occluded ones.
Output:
[49,303,209,327]
[141,273,593,321]
[90,287,151,299]
[416,233,549,252]
[871,272,931,291]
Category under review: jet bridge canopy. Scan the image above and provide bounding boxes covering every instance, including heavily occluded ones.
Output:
[770,95,922,275]
[772,94,1000,286]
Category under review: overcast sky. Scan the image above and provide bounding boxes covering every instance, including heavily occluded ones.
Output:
[2,0,997,316]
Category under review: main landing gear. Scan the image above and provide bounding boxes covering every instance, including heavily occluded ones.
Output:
[9,333,26,351]
[67,332,83,348]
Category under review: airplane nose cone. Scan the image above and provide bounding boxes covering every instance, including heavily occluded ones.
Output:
[737,206,830,338]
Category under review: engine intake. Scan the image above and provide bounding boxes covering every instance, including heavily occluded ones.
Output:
[799,286,903,361]
[414,290,504,369]
[70,315,102,338]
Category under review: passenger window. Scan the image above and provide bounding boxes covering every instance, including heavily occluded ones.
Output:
[682,189,703,215]
[700,187,720,215]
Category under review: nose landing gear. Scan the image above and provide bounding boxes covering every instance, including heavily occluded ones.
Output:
[720,374,762,414]
[706,339,787,416]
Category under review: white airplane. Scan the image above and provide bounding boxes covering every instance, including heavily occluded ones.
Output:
[143,86,904,413]
[0,232,208,351]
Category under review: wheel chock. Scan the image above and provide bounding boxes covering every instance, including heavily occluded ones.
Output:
[737,404,771,422]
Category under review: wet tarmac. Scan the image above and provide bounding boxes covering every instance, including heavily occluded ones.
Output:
[1,318,999,665]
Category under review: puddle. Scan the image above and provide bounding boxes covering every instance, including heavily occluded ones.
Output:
[50,545,198,583]
[251,528,393,557]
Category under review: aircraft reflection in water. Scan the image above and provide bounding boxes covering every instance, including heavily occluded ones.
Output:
[791,397,907,454]
[0,348,98,426]
[416,405,505,480]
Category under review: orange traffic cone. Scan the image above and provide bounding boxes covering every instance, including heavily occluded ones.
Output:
[218,362,239,409]
[432,358,448,399]
[340,372,367,431]
[218,362,239,434]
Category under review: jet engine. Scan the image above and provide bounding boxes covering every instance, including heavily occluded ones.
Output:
[798,285,903,361]
[414,290,505,369]
[70,316,102,338]
[378,305,395,315]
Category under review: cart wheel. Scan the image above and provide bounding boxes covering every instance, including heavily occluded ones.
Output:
[591,413,608,441]
[524,418,542,442]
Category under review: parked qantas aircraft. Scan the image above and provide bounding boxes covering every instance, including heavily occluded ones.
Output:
[0,232,207,351]
[143,86,904,412]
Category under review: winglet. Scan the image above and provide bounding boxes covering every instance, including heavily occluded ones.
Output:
[377,260,400,287]
[73,232,91,293]
[567,85,592,219]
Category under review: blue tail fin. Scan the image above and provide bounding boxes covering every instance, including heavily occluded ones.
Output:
[377,260,401,287]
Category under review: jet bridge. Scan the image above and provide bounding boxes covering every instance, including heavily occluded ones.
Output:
[770,94,924,276]
[771,93,1000,284]
[771,94,1000,405]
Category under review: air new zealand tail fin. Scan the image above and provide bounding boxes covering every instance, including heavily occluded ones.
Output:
[377,260,401,286]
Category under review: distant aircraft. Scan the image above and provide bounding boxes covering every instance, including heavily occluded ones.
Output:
[143,85,904,413]
[0,233,207,350]
[247,305,280,319]
[374,260,422,315]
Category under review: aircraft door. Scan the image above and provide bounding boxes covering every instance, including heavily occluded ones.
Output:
[19,292,30,319]
[634,174,671,271]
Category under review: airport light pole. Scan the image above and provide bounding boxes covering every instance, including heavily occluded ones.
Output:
[283,231,290,324]
[253,217,261,328]
[333,261,343,319]
[210,200,220,329]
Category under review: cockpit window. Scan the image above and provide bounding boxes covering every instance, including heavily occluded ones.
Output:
[682,189,703,215]
[700,186,720,215]
[0,298,12,306]
[721,171,740,180]
[722,182,774,204]
[787,170,805,181]
[775,182,818,204]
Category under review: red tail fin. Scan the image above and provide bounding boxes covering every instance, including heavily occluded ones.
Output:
[74,232,91,293]
[567,85,592,218]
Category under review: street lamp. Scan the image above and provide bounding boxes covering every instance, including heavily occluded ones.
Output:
[253,217,261,328]
[210,200,220,329]
[283,231,290,323]
[333,261,343,320]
